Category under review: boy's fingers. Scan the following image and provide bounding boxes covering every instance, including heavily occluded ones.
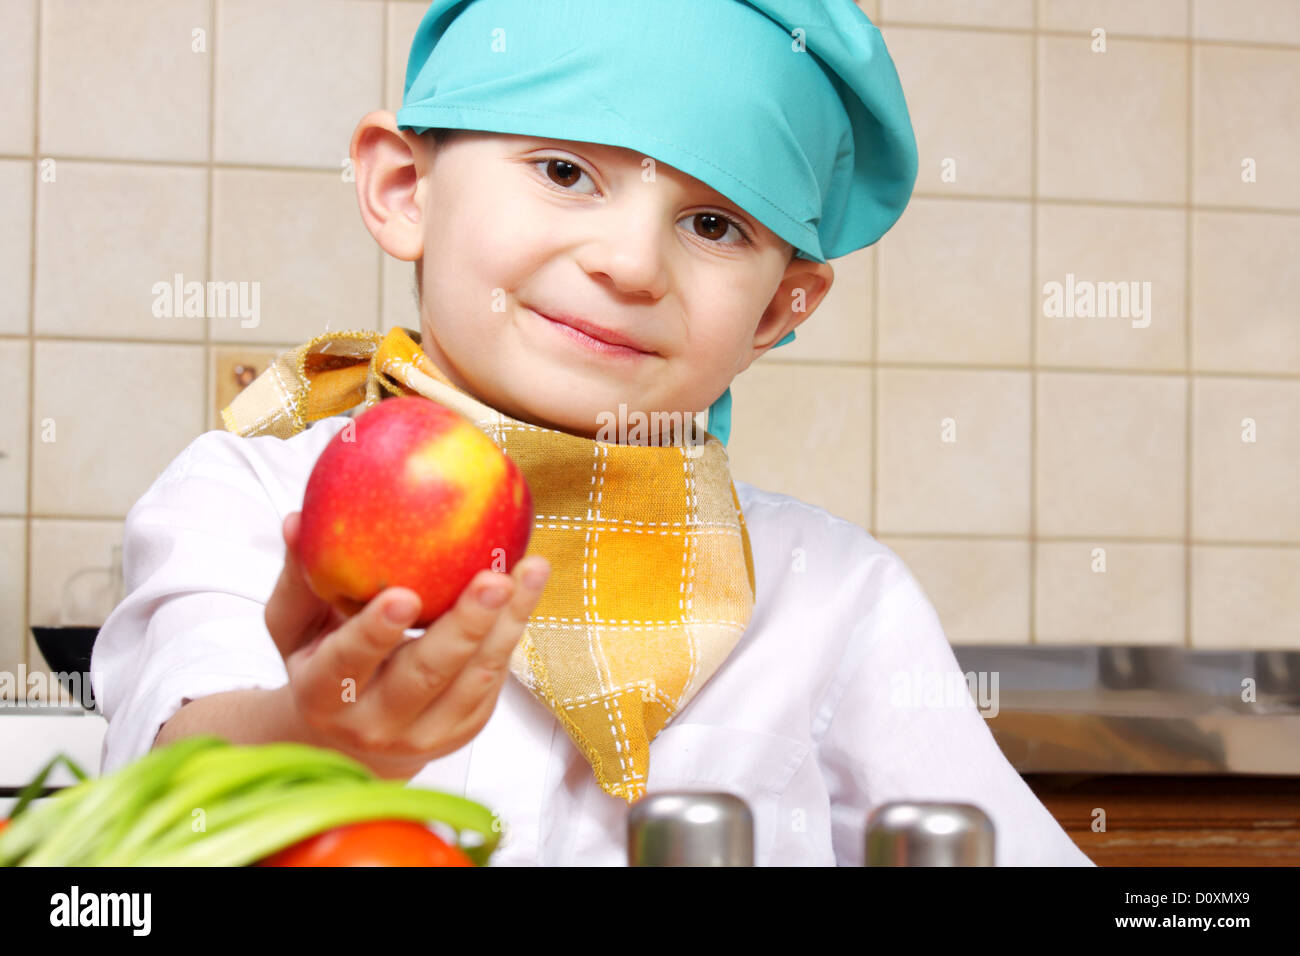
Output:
[370,569,517,724]
[265,512,334,658]
[409,557,551,737]
[291,586,421,718]
[472,556,550,666]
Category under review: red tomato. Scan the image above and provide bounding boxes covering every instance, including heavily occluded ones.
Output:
[257,820,474,867]
[0,819,7,835]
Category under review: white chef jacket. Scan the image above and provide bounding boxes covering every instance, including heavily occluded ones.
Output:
[91,416,1095,867]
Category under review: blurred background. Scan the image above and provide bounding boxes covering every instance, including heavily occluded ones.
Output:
[0,0,1297,864]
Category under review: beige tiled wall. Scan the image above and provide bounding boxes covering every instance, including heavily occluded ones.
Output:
[2,0,1297,679]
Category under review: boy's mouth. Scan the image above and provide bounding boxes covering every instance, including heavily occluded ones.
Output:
[527,307,658,359]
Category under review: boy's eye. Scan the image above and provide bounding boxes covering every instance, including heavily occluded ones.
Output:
[539,157,594,194]
[528,157,753,247]
[689,213,747,245]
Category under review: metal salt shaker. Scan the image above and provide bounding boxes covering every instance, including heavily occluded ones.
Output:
[864,801,995,866]
[627,791,754,866]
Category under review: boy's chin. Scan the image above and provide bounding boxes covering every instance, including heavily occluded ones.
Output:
[536,409,609,441]
[489,396,597,438]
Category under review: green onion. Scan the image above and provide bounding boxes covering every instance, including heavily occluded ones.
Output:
[1,736,502,867]
[132,779,500,867]
[7,753,89,820]
[92,743,373,866]
[14,735,226,867]
[0,780,93,864]
[133,776,313,861]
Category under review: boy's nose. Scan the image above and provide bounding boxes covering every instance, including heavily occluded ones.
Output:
[572,207,672,301]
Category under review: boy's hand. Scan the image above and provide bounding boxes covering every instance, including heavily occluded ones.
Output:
[264,510,550,779]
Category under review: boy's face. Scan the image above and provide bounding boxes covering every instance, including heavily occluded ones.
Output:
[351,113,834,441]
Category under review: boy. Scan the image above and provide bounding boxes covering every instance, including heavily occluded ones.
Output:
[92,0,1094,865]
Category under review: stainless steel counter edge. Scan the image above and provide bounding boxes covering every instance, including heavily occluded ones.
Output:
[952,645,1300,775]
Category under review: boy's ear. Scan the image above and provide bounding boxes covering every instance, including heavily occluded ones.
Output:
[747,257,835,362]
[349,110,429,263]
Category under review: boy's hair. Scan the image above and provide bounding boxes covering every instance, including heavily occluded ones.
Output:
[410,127,797,305]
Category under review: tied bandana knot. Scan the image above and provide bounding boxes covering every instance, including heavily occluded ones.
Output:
[221,326,757,803]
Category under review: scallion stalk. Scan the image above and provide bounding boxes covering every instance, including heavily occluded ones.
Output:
[132,776,309,861]
[18,735,228,867]
[130,779,500,867]
[3,736,502,867]
[93,744,374,866]
[0,780,94,864]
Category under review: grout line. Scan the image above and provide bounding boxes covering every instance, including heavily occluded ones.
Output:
[0,182,1287,219]
[870,0,883,542]
[776,360,1300,382]
[0,153,351,174]
[1028,4,1038,646]
[908,191,1300,218]
[17,147,1300,220]
[205,0,215,432]
[378,0,388,334]
[827,532,1300,548]
[0,333,303,349]
[22,0,41,676]
[6,510,1295,548]
[1184,0,1195,649]
[8,330,1299,380]
[878,18,1300,52]
[870,233,878,539]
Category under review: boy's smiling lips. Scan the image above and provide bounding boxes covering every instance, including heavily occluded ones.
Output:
[525,306,659,359]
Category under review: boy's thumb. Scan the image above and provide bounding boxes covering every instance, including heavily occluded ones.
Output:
[265,511,332,656]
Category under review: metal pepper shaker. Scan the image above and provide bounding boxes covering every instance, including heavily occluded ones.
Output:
[864,801,995,866]
[627,791,754,866]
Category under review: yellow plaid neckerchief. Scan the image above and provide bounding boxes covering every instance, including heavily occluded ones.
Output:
[221,325,757,803]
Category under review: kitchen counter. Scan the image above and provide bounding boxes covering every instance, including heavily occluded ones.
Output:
[1027,773,1300,866]
[0,708,107,818]
[948,645,1300,865]
[952,645,1300,774]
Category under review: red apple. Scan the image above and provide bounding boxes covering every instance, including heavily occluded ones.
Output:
[296,396,533,628]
